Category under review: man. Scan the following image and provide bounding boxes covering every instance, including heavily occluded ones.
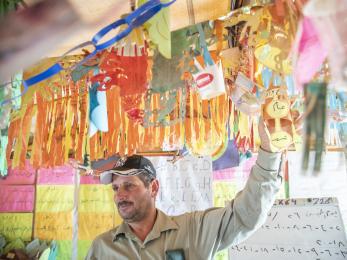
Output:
[86,119,284,259]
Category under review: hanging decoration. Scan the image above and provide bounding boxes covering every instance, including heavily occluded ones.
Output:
[302,82,327,172]
[5,57,90,169]
[138,0,172,59]
[0,73,22,176]
[142,22,196,128]
[88,70,109,137]
[1,1,311,170]
[143,52,187,127]
[91,27,149,124]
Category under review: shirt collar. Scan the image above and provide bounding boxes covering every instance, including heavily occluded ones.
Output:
[113,209,178,242]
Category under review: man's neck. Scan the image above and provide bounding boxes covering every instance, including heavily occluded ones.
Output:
[128,208,158,242]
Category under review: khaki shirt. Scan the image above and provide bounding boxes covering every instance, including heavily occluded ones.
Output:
[86,149,282,260]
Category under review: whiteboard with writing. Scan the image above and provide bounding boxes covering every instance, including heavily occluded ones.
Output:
[229,198,347,260]
[149,155,213,216]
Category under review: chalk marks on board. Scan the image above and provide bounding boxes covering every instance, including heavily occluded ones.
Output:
[229,198,347,260]
[230,244,347,258]
[261,223,343,232]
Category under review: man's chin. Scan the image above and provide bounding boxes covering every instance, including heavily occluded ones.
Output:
[119,210,136,221]
[122,214,137,223]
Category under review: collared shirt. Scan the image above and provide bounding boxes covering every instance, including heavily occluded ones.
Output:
[86,149,282,260]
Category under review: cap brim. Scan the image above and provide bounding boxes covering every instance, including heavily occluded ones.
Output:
[99,168,145,184]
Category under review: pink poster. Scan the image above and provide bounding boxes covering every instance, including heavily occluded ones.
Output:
[213,155,257,181]
[0,185,35,212]
[37,165,74,185]
[80,175,101,185]
[0,161,36,185]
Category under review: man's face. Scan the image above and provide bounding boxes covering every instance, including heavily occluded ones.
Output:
[112,175,157,223]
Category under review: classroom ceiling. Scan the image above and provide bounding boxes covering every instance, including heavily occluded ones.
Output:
[25,0,255,56]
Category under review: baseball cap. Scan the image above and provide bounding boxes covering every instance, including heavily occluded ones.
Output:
[99,155,156,184]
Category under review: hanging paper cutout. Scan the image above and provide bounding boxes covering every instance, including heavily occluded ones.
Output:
[302,82,327,172]
[193,59,226,100]
[262,85,293,151]
[143,52,187,127]
[92,27,148,97]
[292,17,327,90]
[151,52,184,92]
[212,139,239,171]
[138,0,171,59]
[0,73,22,176]
[89,74,109,137]
[191,23,226,100]
[90,28,149,124]
[71,65,96,83]
[143,85,187,127]
[304,0,347,90]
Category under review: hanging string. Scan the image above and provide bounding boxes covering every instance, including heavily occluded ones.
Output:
[186,0,195,25]
[130,0,136,11]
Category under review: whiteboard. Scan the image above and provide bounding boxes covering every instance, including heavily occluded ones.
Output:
[229,198,347,260]
[288,151,347,230]
[149,155,213,216]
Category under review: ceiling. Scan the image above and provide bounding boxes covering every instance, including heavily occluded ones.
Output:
[28,0,233,56]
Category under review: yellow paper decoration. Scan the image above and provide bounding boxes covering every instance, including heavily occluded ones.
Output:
[0,213,33,241]
[36,185,74,212]
[34,212,73,240]
[79,185,115,213]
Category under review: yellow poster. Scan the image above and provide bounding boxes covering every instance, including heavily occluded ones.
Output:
[213,182,237,207]
[79,212,121,240]
[79,185,115,213]
[36,185,74,212]
[0,213,33,241]
[34,212,72,240]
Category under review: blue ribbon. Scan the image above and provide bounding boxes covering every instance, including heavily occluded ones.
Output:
[1,0,176,106]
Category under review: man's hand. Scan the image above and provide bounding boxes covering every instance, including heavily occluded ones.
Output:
[258,116,273,152]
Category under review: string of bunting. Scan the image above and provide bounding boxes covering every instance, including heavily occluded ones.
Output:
[0,0,176,106]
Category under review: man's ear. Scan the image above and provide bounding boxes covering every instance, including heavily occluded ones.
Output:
[151,179,159,197]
